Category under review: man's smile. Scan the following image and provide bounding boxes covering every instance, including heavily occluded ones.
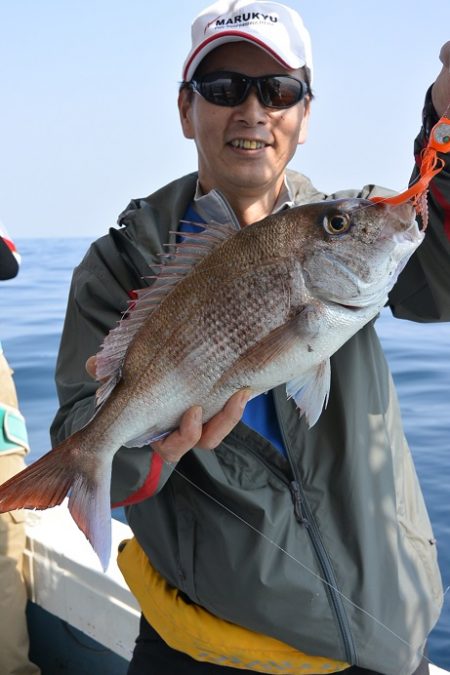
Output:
[229,139,269,150]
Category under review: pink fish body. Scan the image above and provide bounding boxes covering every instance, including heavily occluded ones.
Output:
[0,198,423,568]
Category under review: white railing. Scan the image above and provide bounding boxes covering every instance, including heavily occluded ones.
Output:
[24,504,140,661]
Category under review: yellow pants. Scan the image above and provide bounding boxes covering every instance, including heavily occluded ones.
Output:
[0,352,40,675]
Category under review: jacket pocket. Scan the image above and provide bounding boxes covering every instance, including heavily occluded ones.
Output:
[396,447,443,605]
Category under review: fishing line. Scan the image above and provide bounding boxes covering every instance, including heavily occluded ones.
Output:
[165,460,441,670]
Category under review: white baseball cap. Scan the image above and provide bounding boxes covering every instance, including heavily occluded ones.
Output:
[182,1,313,83]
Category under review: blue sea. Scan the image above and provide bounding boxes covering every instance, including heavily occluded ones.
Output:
[1,238,449,669]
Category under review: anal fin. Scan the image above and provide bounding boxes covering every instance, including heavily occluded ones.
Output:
[123,428,171,448]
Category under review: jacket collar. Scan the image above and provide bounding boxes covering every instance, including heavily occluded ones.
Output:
[192,176,296,228]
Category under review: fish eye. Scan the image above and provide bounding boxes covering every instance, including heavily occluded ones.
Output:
[323,213,351,235]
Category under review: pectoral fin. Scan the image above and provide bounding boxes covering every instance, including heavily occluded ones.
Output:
[215,316,305,389]
[286,359,331,427]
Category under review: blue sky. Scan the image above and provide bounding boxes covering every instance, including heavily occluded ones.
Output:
[0,1,448,238]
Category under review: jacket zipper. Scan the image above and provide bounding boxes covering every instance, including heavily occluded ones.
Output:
[238,442,308,524]
[271,398,357,665]
[243,438,356,662]
[289,478,308,524]
[242,437,356,662]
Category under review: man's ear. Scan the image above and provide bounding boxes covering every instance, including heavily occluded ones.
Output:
[298,101,311,145]
[178,88,195,140]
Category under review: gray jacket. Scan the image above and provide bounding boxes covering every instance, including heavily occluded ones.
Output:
[51,117,449,673]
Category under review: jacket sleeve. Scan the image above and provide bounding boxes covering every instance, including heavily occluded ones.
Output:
[50,237,178,506]
[387,87,450,322]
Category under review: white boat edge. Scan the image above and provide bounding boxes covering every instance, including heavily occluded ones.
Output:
[24,503,449,674]
[24,502,140,662]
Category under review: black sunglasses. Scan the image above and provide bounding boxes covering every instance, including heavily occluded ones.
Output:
[189,71,310,109]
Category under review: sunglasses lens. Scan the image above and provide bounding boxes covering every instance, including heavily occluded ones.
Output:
[260,76,304,108]
[198,74,246,106]
[192,73,307,109]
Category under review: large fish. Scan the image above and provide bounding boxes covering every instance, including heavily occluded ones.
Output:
[0,197,423,569]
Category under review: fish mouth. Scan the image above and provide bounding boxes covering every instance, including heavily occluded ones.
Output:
[391,222,424,244]
[380,203,422,241]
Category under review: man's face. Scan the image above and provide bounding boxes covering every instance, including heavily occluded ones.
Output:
[178,42,310,199]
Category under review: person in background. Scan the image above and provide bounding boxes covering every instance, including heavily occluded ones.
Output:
[0,221,41,675]
[51,2,450,674]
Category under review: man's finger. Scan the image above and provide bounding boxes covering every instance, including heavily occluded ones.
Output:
[432,42,450,118]
[152,406,203,463]
[439,41,450,69]
[86,355,97,379]
[197,388,252,450]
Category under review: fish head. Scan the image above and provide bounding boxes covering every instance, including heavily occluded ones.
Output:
[292,198,423,312]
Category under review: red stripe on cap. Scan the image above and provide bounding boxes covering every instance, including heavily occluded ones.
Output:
[112,452,164,507]
[183,31,291,80]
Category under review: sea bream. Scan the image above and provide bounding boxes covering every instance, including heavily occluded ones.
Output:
[0,197,423,569]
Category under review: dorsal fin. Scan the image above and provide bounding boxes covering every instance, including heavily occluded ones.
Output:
[94,220,238,407]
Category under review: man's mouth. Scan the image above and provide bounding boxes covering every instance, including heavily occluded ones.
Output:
[229,139,267,150]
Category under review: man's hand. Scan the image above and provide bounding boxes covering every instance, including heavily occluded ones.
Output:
[432,41,450,118]
[85,355,252,464]
[86,355,99,379]
[150,389,252,463]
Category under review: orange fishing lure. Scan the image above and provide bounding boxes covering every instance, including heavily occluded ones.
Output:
[370,116,450,229]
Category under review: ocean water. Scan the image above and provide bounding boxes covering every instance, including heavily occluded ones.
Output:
[1,237,449,669]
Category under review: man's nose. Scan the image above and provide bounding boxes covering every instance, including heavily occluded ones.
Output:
[234,87,268,124]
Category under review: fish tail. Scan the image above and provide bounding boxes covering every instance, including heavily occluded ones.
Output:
[0,432,112,571]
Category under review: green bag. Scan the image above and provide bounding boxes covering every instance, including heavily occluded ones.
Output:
[0,404,29,453]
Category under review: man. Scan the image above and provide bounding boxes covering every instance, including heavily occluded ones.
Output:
[0,222,41,675]
[51,2,450,674]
